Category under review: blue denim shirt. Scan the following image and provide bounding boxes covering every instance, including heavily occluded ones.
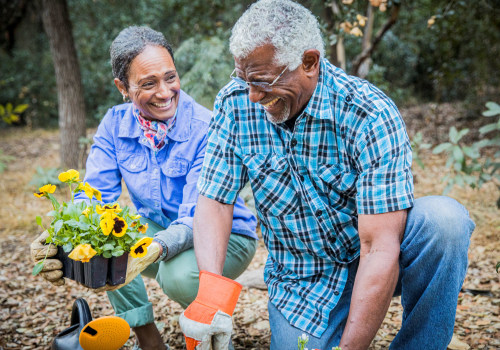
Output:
[77,90,258,258]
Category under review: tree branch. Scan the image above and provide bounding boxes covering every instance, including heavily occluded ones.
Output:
[350,3,401,76]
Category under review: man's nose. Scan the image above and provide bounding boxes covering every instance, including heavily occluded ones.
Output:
[248,85,266,103]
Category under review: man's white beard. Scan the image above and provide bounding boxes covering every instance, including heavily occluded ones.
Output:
[265,103,290,125]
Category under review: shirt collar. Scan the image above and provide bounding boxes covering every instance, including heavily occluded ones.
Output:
[119,89,192,142]
[302,58,335,121]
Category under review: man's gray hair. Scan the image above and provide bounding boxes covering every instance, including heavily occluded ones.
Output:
[229,0,324,71]
[110,26,174,88]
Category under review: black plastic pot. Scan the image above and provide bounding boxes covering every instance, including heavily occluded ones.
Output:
[56,247,127,289]
[56,247,74,280]
[108,253,128,286]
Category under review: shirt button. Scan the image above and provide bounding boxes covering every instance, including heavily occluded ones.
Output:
[315,209,322,217]
[153,168,159,175]
[345,94,352,102]
[259,174,265,180]
[334,290,340,296]
[290,139,297,147]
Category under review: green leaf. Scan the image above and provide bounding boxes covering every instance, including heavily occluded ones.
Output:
[483,102,500,117]
[36,216,42,226]
[53,219,64,234]
[13,104,28,114]
[32,261,44,276]
[452,146,464,163]
[102,243,114,251]
[433,142,452,154]
[63,243,73,252]
[449,127,458,143]
[479,123,498,135]
[103,251,112,258]
[112,249,125,257]
[0,105,4,116]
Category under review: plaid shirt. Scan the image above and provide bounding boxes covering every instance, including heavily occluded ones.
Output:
[198,58,414,336]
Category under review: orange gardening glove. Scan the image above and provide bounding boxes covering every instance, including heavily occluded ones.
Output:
[179,271,242,350]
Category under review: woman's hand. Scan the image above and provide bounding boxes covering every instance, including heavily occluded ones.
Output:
[30,231,65,286]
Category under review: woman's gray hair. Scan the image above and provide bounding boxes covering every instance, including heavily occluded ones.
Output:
[110,26,174,88]
[229,0,324,71]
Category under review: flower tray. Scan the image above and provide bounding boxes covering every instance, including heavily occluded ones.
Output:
[56,247,128,289]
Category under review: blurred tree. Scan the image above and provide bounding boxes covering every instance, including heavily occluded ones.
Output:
[41,0,86,169]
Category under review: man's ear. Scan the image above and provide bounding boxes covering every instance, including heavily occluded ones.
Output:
[114,78,127,97]
[302,49,320,76]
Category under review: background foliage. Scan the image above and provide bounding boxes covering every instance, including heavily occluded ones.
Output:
[1,0,499,127]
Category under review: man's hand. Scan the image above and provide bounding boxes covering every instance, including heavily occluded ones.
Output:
[179,271,242,350]
[30,231,65,286]
[93,241,161,292]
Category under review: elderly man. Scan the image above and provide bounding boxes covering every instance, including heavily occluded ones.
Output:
[180,1,475,349]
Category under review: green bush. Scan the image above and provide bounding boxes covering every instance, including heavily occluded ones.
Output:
[433,102,500,206]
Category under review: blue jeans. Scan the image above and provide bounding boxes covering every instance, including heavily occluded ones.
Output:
[269,196,475,350]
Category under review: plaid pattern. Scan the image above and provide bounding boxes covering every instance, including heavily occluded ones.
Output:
[198,58,414,336]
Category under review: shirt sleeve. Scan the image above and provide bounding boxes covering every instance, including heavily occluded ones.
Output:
[355,105,414,215]
[197,95,248,204]
[75,108,122,203]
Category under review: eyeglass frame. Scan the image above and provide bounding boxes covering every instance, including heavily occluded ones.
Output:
[230,65,289,92]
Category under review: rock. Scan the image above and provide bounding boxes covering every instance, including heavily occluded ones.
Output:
[448,334,470,350]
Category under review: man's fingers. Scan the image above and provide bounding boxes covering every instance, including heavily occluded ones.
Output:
[40,270,63,282]
[41,259,63,271]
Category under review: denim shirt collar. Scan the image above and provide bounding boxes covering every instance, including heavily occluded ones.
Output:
[118,89,192,142]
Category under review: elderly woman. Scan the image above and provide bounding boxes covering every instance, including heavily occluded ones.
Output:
[31,26,258,350]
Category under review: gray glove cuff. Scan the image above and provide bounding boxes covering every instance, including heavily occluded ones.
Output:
[154,224,193,261]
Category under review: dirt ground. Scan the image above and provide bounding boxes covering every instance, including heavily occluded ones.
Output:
[0,104,498,349]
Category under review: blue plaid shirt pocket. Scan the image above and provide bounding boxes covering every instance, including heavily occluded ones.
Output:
[243,153,299,216]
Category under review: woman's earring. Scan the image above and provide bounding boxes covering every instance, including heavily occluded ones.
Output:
[122,94,129,102]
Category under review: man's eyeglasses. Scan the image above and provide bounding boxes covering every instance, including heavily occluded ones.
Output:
[230,65,289,92]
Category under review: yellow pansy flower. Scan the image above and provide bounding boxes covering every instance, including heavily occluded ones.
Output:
[34,184,56,198]
[96,203,122,215]
[100,211,116,236]
[82,207,91,217]
[58,169,81,183]
[77,182,102,201]
[130,237,153,258]
[137,223,148,234]
[68,244,97,263]
[112,216,128,238]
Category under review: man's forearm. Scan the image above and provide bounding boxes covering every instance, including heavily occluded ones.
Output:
[339,250,399,350]
[193,195,234,275]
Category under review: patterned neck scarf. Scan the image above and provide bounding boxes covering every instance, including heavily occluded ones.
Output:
[133,105,176,150]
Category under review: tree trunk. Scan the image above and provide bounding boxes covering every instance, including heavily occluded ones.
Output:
[40,0,86,169]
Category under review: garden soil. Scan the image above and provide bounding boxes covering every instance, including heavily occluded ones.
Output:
[0,103,498,349]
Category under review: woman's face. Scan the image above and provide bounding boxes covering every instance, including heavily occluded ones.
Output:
[115,45,180,121]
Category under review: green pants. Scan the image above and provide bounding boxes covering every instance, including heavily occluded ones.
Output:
[106,219,257,328]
